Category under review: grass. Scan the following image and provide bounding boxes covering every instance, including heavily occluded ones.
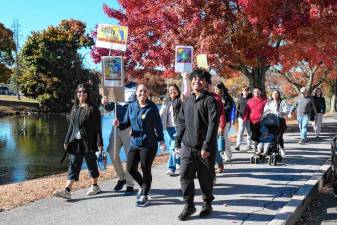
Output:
[0,95,38,103]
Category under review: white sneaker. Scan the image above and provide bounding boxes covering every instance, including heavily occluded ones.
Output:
[165,170,175,176]
[53,189,71,199]
[280,148,286,157]
[87,185,101,195]
[176,164,181,170]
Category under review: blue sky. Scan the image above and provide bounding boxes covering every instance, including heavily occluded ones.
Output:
[0,0,119,69]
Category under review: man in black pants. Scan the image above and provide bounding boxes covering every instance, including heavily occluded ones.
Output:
[175,69,219,220]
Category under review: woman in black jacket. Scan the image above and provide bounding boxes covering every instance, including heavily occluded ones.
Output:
[312,88,326,138]
[53,83,103,199]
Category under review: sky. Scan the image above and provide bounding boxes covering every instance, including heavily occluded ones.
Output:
[0,0,119,70]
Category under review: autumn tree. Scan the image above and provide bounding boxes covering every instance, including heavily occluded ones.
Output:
[19,19,100,112]
[91,1,336,93]
[0,22,15,83]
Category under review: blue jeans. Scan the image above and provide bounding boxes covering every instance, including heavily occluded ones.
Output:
[297,114,309,140]
[215,136,224,166]
[166,127,180,172]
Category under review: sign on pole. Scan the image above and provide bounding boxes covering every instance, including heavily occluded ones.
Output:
[175,46,193,73]
[96,24,128,51]
[102,56,124,87]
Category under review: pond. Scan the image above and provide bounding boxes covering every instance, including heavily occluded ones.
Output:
[0,113,235,185]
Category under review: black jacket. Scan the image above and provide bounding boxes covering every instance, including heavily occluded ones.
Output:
[313,96,326,113]
[175,91,219,153]
[237,93,253,118]
[64,105,103,153]
[222,92,234,123]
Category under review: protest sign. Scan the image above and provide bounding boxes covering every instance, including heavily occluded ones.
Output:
[196,54,209,71]
[96,24,128,51]
[175,46,193,73]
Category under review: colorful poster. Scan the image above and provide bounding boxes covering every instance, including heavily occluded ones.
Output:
[102,56,124,87]
[96,24,128,51]
[175,46,193,73]
[197,54,209,71]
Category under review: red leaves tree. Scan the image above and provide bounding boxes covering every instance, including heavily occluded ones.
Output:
[91,1,337,93]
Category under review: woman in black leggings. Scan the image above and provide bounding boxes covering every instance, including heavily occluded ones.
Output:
[114,83,165,207]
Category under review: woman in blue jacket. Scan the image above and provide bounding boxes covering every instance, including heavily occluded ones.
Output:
[114,83,165,207]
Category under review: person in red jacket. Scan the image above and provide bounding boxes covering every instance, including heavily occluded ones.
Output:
[243,87,267,149]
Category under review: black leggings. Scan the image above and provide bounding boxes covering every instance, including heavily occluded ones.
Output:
[127,147,157,196]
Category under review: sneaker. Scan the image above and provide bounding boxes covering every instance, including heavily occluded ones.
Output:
[199,204,213,217]
[136,195,149,207]
[217,165,224,173]
[213,176,217,184]
[176,164,181,170]
[224,158,232,162]
[53,189,71,199]
[280,148,286,157]
[136,188,143,200]
[165,170,175,176]
[234,146,240,151]
[298,139,305,145]
[87,185,101,195]
[113,180,126,191]
[124,186,135,196]
[178,204,196,221]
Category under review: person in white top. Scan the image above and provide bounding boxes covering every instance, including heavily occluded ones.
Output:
[262,90,288,157]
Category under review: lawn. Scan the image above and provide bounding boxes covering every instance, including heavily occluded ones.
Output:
[0,95,38,103]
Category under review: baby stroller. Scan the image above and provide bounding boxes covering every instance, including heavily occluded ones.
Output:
[250,112,283,166]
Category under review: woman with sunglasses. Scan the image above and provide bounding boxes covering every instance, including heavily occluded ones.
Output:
[53,83,103,199]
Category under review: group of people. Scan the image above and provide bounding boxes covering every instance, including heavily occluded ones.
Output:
[52,68,326,221]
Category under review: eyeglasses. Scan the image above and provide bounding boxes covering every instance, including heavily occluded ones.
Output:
[77,90,87,94]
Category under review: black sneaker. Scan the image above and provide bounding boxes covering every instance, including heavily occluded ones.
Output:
[178,205,196,221]
[199,204,213,217]
[113,180,126,192]
[124,186,134,195]
[234,146,240,151]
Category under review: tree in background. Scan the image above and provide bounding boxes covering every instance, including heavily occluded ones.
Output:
[19,19,100,112]
[91,1,336,93]
[0,22,15,83]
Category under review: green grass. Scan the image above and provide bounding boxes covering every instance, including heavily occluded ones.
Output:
[0,95,38,103]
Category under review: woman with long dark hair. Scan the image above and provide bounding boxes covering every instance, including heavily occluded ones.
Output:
[113,83,165,207]
[312,88,326,138]
[53,83,103,199]
[262,90,288,156]
[160,83,182,176]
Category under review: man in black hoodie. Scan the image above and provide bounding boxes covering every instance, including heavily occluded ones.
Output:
[235,86,253,151]
[175,69,219,221]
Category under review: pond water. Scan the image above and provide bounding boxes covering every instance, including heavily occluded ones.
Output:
[0,113,235,185]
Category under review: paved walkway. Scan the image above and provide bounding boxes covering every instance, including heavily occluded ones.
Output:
[1,114,336,225]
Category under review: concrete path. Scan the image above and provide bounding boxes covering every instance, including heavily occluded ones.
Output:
[1,114,336,225]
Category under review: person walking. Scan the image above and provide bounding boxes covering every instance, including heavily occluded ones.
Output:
[101,74,136,195]
[235,86,253,151]
[113,83,165,207]
[214,82,235,162]
[312,88,326,138]
[262,90,288,156]
[243,87,267,149]
[175,69,219,221]
[288,87,317,144]
[53,84,103,199]
[160,84,182,176]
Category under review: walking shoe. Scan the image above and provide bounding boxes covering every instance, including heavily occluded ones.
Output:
[165,170,175,176]
[113,180,126,191]
[124,186,135,195]
[136,188,143,200]
[213,176,217,184]
[199,204,213,217]
[178,204,196,221]
[280,148,286,157]
[234,146,240,151]
[136,195,149,207]
[53,189,71,199]
[298,139,305,144]
[87,185,101,195]
[176,164,181,170]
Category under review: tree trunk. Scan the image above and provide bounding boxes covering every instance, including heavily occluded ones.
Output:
[244,67,267,95]
[330,78,337,113]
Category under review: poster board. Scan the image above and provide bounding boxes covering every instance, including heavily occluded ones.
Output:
[101,56,125,102]
[175,46,193,73]
[96,24,128,51]
[196,54,209,71]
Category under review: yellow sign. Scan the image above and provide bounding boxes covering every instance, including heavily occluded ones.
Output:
[96,24,128,51]
[197,54,209,71]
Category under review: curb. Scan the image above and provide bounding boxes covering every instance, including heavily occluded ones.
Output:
[268,160,331,225]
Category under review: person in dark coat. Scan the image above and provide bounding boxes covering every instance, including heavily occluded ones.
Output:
[312,88,326,138]
[175,69,219,221]
[53,83,103,199]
